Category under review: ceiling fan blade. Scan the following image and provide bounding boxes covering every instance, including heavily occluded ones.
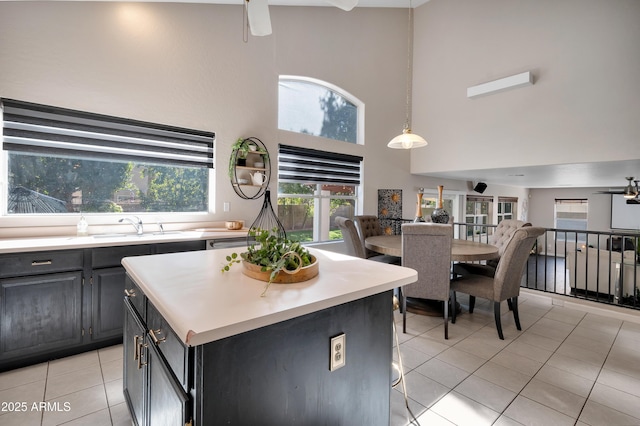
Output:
[594,190,624,194]
[247,0,272,36]
[325,0,358,11]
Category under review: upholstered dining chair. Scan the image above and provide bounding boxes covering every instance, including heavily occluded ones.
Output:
[401,223,453,339]
[451,226,546,340]
[335,216,400,264]
[454,219,532,278]
[354,215,401,264]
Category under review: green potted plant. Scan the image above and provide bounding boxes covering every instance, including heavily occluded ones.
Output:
[221,228,317,296]
[229,138,249,177]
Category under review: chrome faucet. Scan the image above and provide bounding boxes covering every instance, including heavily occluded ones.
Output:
[119,216,144,235]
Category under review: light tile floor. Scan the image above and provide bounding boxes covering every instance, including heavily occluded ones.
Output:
[1,291,639,426]
[391,292,640,426]
[0,345,131,426]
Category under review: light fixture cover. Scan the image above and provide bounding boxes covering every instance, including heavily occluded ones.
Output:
[247,0,272,36]
[387,128,428,149]
[467,71,533,98]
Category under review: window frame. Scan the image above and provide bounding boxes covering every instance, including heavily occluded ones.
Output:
[276,144,362,243]
[278,75,365,146]
[554,198,588,243]
[0,99,217,230]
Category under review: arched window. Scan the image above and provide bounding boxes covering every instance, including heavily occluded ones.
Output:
[278,76,364,145]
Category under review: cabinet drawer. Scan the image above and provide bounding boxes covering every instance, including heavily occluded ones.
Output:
[124,275,146,322]
[146,301,190,391]
[0,250,83,278]
[154,240,205,254]
[92,245,152,269]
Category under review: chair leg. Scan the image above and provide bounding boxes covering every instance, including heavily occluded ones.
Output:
[443,298,449,340]
[397,287,403,313]
[451,291,457,324]
[494,301,504,340]
[469,295,476,313]
[402,296,407,334]
[392,321,409,408]
[507,298,513,311]
[512,297,521,330]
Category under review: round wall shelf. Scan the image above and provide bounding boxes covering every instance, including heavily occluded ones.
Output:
[229,137,271,200]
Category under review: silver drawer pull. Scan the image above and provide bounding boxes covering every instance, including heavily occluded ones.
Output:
[137,343,148,369]
[124,289,137,297]
[133,335,141,361]
[32,260,52,266]
[149,329,166,344]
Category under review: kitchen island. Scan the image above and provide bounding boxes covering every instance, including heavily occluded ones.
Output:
[122,246,417,426]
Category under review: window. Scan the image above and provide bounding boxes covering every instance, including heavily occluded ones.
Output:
[465,196,493,238]
[497,197,518,224]
[277,145,361,242]
[2,99,213,216]
[555,199,588,242]
[278,76,363,145]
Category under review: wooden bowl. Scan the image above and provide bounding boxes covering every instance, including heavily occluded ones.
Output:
[225,220,244,230]
[242,255,318,284]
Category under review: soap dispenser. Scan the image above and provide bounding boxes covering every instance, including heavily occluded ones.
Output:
[77,215,89,237]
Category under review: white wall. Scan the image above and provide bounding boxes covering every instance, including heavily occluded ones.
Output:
[411,0,640,176]
[0,2,431,235]
[0,2,565,238]
[529,187,621,233]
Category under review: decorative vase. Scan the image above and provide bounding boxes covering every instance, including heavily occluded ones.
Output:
[414,192,425,222]
[431,185,450,224]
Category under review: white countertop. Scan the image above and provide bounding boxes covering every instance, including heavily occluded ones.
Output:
[0,229,248,254]
[122,248,418,347]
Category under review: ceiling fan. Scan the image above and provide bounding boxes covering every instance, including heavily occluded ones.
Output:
[244,0,359,37]
[596,177,640,204]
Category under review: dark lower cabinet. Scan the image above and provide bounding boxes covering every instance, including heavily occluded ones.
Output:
[146,337,191,426]
[123,276,392,426]
[0,271,83,362]
[124,300,147,426]
[92,266,127,341]
[0,239,208,372]
[124,288,191,426]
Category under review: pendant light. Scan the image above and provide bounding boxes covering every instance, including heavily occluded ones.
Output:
[388,0,427,149]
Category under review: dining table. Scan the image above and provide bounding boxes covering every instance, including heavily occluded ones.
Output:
[365,235,500,262]
[365,235,500,317]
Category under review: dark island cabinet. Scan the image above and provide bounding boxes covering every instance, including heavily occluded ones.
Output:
[124,279,192,426]
[124,299,147,426]
[0,240,207,372]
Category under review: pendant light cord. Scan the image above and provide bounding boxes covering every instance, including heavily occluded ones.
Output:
[404,0,414,131]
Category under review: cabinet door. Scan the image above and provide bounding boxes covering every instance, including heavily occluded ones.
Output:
[123,300,147,426]
[0,272,83,361]
[146,338,191,426]
[91,267,127,341]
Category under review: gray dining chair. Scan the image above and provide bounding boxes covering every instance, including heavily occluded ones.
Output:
[354,215,401,264]
[401,223,453,339]
[451,226,546,340]
[337,216,400,265]
[454,219,531,278]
